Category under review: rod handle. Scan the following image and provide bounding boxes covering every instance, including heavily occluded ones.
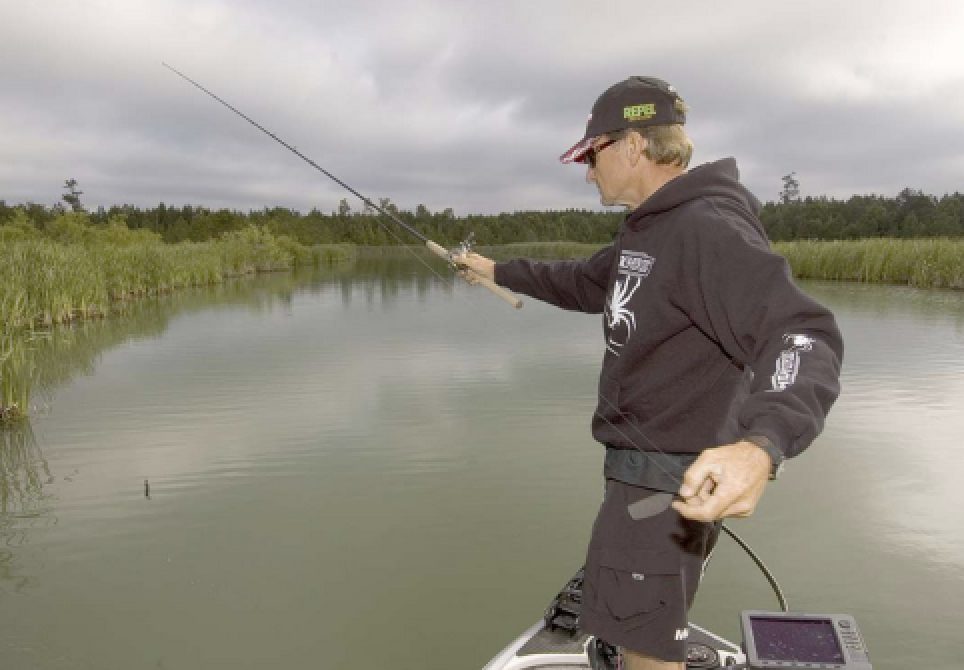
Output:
[425,241,523,310]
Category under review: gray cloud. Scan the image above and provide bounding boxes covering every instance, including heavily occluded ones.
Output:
[1,0,962,217]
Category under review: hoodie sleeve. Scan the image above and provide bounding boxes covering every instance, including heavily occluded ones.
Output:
[493,244,615,314]
[673,203,843,461]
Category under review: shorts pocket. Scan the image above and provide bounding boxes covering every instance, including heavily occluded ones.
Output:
[594,548,681,628]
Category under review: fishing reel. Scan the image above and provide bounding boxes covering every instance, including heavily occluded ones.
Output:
[444,231,523,308]
[450,232,476,264]
[448,232,476,271]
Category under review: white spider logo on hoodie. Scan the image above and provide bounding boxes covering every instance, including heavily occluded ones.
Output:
[605,251,654,355]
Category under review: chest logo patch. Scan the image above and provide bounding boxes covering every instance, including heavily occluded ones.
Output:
[606,251,654,355]
[618,250,655,277]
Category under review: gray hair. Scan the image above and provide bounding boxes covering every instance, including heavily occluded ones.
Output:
[611,103,693,168]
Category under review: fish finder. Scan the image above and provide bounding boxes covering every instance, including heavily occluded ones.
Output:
[740,611,872,669]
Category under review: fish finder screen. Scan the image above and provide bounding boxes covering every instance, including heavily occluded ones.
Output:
[750,616,845,663]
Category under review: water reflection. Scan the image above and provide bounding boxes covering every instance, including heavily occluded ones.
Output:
[805,280,964,324]
[319,253,455,308]
[0,270,361,595]
[0,268,346,423]
[805,282,964,574]
[1,256,465,423]
[0,420,52,593]
[1,263,962,669]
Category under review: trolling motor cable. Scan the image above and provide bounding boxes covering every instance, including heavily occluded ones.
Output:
[162,62,522,309]
[720,523,789,612]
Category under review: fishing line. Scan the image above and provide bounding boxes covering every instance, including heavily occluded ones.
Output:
[367,215,454,287]
[163,63,420,240]
[161,62,445,280]
[162,62,521,308]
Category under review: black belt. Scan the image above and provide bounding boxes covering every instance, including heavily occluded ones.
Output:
[603,446,698,493]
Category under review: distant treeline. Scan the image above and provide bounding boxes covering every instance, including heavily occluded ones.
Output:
[2,187,963,246]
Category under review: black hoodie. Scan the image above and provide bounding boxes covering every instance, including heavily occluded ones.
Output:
[494,158,843,465]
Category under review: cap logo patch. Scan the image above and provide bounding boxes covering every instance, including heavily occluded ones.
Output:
[624,103,656,121]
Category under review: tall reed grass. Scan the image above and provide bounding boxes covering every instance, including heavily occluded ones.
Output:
[477,241,604,261]
[0,211,347,420]
[354,241,602,261]
[352,238,964,288]
[0,213,332,333]
[775,238,964,289]
[0,333,30,422]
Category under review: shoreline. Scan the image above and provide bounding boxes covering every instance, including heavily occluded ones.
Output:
[360,238,964,290]
[2,237,962,423]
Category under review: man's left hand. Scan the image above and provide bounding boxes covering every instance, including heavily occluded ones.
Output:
[671,440,772,522]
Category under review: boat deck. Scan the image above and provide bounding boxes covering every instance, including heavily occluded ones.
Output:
[488,620,744,669]
[517,625,589,657]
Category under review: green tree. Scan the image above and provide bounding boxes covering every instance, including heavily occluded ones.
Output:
[62,178,85,213]
[779,172,800,204]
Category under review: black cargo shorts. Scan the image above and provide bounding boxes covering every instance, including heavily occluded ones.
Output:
[580,479,722,663]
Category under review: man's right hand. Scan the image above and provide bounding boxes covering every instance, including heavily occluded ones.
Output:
[451,251,496,284]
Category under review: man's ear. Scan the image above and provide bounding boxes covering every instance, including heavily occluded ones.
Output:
[627,131,648,167]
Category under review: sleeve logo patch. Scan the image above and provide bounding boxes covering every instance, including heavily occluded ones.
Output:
[770,334,816,391]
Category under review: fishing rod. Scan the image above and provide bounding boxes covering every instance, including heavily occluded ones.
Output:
[162,62,522,309]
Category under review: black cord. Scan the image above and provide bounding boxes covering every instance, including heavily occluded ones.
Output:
[721,523,789,612]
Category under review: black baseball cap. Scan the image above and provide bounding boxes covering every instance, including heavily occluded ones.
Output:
[560,76,686,164]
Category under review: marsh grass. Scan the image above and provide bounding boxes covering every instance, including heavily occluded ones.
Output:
[354,241,602,262]
[353,238,964,288]
[775,238,964,289]
[0,334,31,422]
[0,212,345,419]
[476,241,603,261]
[0,216,333,333]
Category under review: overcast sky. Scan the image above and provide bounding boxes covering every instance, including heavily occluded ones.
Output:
[2,1,962,216]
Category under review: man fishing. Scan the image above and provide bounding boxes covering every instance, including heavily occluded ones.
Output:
[455,76,843,670]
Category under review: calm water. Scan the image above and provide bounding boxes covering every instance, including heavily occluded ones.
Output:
[1,261,962,669]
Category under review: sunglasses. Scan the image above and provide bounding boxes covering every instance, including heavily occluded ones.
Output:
[585,137,619,168]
